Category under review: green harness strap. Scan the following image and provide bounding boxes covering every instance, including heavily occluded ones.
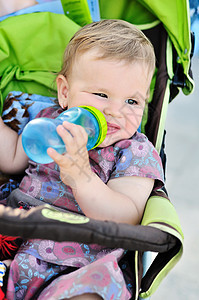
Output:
[139,194,183,298]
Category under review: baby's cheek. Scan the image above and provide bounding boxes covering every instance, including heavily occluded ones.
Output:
[126,120,140,135]
[129,110,143,130]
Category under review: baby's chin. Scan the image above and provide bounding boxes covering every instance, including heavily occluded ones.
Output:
[97,136,125,148]
[98,131,137,148]
[97,138,113,148]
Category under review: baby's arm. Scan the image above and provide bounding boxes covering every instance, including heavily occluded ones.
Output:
[0,117,28,174]
[71,174,153,225]
[47,121,154,225]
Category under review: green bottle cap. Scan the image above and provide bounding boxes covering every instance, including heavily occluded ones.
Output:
[79,105,107,148]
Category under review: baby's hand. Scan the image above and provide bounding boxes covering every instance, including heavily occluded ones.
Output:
[47,121,93,188]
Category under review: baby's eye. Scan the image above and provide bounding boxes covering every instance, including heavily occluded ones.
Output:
[93,93,108,98]
[125,99,138,105]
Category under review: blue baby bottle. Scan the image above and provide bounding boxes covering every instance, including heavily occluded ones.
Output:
[22,106,107,164]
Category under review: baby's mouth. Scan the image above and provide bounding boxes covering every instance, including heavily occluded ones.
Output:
[106,122,120,135]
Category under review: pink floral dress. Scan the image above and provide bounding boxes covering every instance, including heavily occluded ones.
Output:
[6,105,164,300]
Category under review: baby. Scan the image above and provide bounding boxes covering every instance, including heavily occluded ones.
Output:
[0,19,164,299]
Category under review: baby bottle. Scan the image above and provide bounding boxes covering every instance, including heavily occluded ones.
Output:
[22,106,107,164]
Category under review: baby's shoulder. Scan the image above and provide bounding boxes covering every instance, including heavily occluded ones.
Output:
[36,103,62,119]
[114,132,160,162]
[115,132,152,150]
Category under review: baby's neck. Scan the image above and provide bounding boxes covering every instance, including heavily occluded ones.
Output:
[0,0,38,17]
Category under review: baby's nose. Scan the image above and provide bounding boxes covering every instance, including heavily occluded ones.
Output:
[103,101,123,117]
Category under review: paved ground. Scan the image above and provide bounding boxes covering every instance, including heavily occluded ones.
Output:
[152,56,199,299]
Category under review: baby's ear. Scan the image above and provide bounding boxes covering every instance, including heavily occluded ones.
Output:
[56,75,69,109]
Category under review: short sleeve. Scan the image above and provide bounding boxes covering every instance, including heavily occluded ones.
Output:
[110,133,164,189]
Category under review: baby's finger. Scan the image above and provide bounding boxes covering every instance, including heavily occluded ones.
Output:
[47,147,66,164]
[61,121,88,151]
[62,121,88,140]
[56,123,74,144]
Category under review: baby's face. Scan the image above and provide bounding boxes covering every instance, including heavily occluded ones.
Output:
[58,50,152,147]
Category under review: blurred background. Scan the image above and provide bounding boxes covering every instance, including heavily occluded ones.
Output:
[153,3,199,298]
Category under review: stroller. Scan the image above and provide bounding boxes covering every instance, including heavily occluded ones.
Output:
[0,0,194,299]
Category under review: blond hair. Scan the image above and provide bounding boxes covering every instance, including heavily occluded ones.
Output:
[59,19,155,78]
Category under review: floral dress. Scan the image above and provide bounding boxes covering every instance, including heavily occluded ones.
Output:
[6,105,164,300]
